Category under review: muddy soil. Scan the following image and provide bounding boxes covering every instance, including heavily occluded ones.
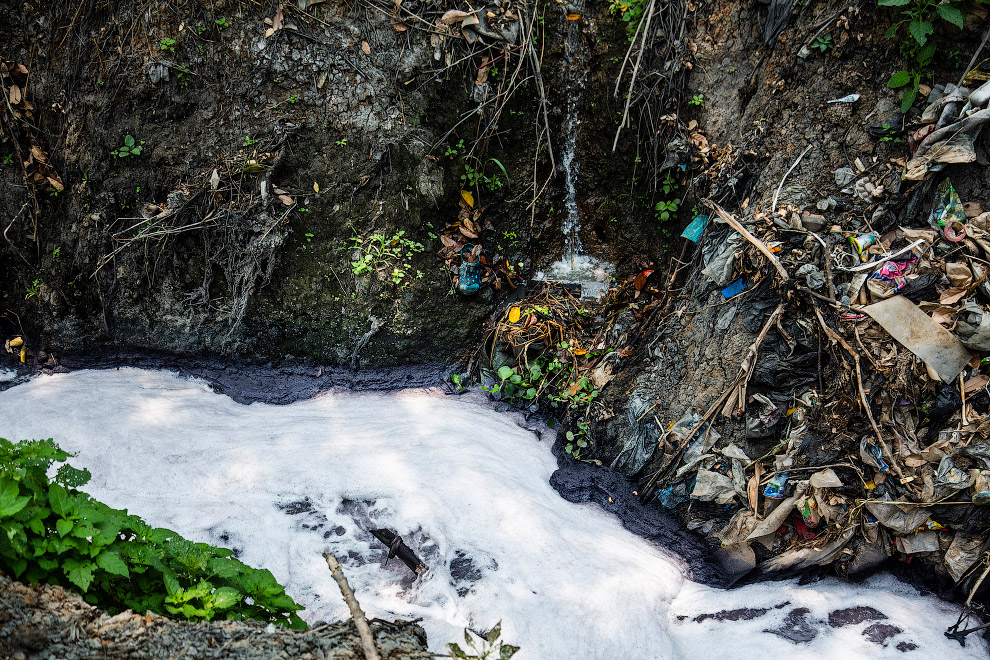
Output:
[0,0,658,369]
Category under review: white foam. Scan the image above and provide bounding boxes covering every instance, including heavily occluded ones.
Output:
[535,254,615,300]
[0,368,982,660]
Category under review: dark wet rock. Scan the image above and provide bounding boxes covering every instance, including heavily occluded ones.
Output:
[828,605,887,628]
[896,640,919,652]
[763,607,819,644]
[862,622,903,646]
[549,452,723,587]
[694,607,770,623]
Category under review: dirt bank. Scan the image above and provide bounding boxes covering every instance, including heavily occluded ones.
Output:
[0,574,431,660]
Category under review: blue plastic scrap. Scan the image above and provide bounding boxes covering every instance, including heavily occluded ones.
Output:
[680,214,710,243]
[721,277,747,300]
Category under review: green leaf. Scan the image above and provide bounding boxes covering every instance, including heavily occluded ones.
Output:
[56,518,73,537]
[566,431,575,441]
[500,644,520,659]
[878,0,911,5]
[883,24,899,39]
[908,19,933,45]
[936,4,964,28]
[509,374,522,384]
[0,479,29,518]
[162,568,181,597]
[487,622,502,644]
[565,443,574,454]
[124,135,135,147]
[447,643,469,660]
[497,366,513,380]
[577,439,588,448]
[529,364,542,380]
[212,586,242,609]
[901,82,919,113]
[96,551,130,578]
[56,464,92,488]
[887,70,912,88]
[525,388,537,399]
[63,557,95,591]
[48,483,73,518]
[131,145,143,156]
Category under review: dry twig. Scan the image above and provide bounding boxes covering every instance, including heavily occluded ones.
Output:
[323,552,381,660]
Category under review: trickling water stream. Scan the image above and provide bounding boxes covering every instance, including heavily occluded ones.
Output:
[536,4,614,299]
[0,368,983,659]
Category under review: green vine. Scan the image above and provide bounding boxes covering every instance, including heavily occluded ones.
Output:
[880,0,966,112]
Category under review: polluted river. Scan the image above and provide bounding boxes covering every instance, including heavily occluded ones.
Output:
[0,367,982,659]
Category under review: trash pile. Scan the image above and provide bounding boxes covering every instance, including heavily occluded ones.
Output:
[642,76,990,610]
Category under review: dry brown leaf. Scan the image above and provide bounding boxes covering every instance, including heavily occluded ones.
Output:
[566,13,581,20]
[964,374,990,394]
[463,218,478,234]
[9,85,21,105]
[460,189,474,207]
[361,41,371,55]
[475,56,490,86]
[940,287,968,305]
[46,177,63,191]
[441,9,474,23]
[391,17,408,31]
[459,225,478,239]
[278,194,293,206]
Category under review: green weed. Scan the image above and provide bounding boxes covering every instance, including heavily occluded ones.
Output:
[0,438,305,628]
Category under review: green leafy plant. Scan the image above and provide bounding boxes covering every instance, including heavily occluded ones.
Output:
[654,198,681,223]
[343,230,425,285]
[447,622,519,660]
[336,137,347,147]
[564,421,590,459]
[878,123,902,143]
[288,94,299,104]
[609,0,648,37]
[160,37,176,53]
[52,247,61,260]
[880,0,964,112]
[450,373,466,392]
[812,33,833,52]
[215,17,230,31]
[2,154,13,165]
[688,93,705,108]
[243,135,257,147]
[112,135,144,158]
[0,439,305,628]
[460,158,509,193]
[24,279,40,300]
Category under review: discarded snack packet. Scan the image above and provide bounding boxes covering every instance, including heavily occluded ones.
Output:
[763,473,789,499]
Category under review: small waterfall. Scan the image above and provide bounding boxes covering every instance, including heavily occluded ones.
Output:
[537,3,614,299]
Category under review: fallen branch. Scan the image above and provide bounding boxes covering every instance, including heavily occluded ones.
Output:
[323,551,381,660]
[707,201,790,281]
